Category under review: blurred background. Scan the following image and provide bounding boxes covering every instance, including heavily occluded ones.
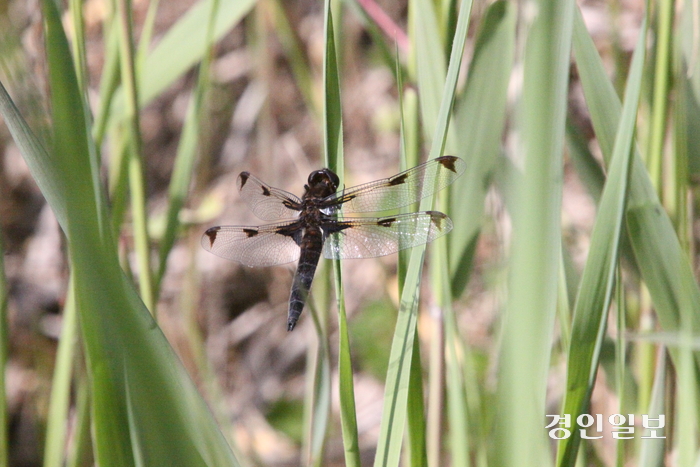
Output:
[0,0,661,466]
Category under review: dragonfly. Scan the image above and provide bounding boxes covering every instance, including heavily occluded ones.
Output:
[202,155,466,331]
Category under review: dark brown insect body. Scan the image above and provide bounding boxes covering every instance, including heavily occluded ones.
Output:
[286,169,341,331]
[202,156,466,331]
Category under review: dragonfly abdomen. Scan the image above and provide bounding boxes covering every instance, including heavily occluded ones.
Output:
[287,227,324,331]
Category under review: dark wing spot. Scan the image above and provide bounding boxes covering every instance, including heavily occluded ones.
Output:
[261,186,271,196]
[426,211,449,230]
[274,223,305,245]
[378,217,397,227]
[243,228,259,237]
[205,227,221,247]
[437,156,459,173]
[238,172,250,188]
[324,221,353,235]
[388,173,409,186]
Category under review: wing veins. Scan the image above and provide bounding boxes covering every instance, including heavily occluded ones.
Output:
[322,212,453,260]
[237,172,302,221]
[323,156,466,214]
[201,220,302,267]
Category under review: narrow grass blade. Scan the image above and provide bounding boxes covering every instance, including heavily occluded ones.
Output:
[68,0,89,93]
[374,1,472,465]
[396,55,428,467]
[614,270,629,467]
[335,283,360,466]
[43,279,78,467]
[645,0,674,191]
[421,0,473,161]
[323,0,344,177]
[116,0,154,313]
[573,7,700,356]
[301,320,332,467]
[567,115,641,277]
[495,1,575,467]
[423,4,490,460]
[557,18,646,465]
[373,287,421,467]
[322,3,360,466]
[0,88,67,232]
[66,373,93,467]
[135,0,161,71]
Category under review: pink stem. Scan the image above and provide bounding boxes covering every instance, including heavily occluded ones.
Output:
[356,0,410,54]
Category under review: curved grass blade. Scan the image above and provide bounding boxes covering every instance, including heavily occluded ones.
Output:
[0,90,67,232]
[0,2,242,465]
[556,16,647,466]
[573,7,700,360]
[495,1,575,466]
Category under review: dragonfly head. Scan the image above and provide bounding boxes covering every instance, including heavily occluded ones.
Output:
[305,168,340,198]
